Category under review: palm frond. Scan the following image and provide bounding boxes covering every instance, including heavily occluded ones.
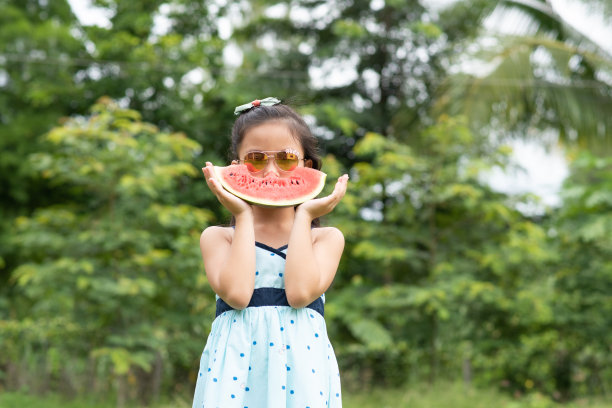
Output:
[435,0,612,153]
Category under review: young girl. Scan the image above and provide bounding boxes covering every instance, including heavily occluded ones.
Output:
[192,98,348,408]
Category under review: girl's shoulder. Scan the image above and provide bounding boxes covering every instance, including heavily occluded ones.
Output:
[312,226,344,246]
[200,225,233,248]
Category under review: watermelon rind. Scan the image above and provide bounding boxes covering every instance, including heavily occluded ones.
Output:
[212,164,327,207]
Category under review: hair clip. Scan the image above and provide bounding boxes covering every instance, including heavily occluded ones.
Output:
[234,97,281,115]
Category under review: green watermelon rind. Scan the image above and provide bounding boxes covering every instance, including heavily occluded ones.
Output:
[213,164,327,207]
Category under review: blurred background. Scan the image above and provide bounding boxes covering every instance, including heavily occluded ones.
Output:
[1,0,611,407]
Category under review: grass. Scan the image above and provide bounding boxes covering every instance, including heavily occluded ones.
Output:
[0,391,112,408]
[342,382,612,408]
[1,383,610,408]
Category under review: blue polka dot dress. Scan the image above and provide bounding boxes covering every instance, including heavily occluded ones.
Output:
[192,242,342,408]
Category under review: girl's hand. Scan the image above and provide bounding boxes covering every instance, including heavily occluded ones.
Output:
[296,174,349,220]
[202,162,253,218]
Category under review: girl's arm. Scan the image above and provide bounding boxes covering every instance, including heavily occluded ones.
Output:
[200,163,256,309]
[284,175,348,308]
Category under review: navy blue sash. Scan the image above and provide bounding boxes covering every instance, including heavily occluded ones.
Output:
[215,287,324,317]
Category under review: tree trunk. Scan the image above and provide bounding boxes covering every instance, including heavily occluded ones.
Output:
[60,364,77,397]
[6,361,18,390]
[462,358,472,386]
[429,314,438,384]
[150,351,163,404]
[116,375,127,408]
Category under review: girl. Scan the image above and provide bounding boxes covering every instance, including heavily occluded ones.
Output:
[193,97,348,408]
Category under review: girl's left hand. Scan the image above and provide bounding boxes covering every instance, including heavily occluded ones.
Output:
[296,174,349,220]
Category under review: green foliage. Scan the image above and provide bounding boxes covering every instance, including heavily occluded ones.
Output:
[0,0,87,209]
[2,100,214,402]
[437,2,612,152]
[0,0,230,209]
[0,0,230,301]
[1,0,611,405]
[547,150,612,398]
[328,115,560,391]
[228,0,488,164]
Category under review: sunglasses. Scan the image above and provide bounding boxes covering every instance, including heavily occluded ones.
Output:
[240,150,304,173]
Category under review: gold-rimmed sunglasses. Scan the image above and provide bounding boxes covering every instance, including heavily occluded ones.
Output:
[240,150,304,173]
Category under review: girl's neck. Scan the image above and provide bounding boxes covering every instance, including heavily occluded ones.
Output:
[252,206,296,245]
[252,205,295,227]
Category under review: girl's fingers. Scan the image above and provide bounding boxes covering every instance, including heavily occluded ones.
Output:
[202,163,252,216]
[203,162,214,176]
[202,165,226,201]
[303,174,348,217]
[209,177,231,200]
[320,175,347,204]
[207,177,218,193]
[202,165,213,183]
[331,175,348,201]
[330,176,348,207]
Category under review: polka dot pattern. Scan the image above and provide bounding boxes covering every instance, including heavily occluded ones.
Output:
[192,243,342,408]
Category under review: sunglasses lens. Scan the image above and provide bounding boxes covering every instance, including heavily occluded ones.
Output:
[244,152,267,172]
[275,152,299,171]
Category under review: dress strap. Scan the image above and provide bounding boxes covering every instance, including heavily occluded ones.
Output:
[215,288,324,317]
[255,241,287,257]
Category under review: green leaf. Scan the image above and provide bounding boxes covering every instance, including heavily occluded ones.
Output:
[346,318,393,350]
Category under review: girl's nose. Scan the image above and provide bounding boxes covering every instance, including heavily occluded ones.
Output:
[263,158,279,177]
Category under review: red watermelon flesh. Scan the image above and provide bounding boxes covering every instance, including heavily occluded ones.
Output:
[213,164,326,207]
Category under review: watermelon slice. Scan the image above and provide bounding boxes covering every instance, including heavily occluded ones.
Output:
[212,164,326,207]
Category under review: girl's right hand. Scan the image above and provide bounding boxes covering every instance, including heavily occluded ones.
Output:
[202,162,253,218]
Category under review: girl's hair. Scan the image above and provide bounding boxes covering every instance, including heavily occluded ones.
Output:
[228,101,322,228]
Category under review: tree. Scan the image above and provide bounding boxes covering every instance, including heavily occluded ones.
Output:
[226,0,498,166]
[0,0,87,210]
[0,0,230,302]
[3,99,214,406]
[436,0,612,151]
[326,115,555,390]
[548,150,612,399]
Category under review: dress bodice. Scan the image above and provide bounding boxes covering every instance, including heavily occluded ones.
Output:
[214,242,325,317]
[252,242,289,289]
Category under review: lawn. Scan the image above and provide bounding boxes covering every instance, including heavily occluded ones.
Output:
[1,382,610,408]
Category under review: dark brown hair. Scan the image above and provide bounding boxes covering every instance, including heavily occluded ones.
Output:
[229,102,322,227]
